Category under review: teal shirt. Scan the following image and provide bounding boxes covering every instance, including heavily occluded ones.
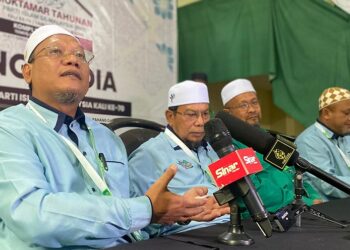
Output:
[0,100,152,249]
[128,131,229,236]
[295,121,350,200]
[233,140,321,213]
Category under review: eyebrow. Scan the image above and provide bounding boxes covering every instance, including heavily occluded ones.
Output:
[239,98,258,103]
[184,108,209,112]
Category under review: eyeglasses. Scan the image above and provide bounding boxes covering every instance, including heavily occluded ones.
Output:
[30,45,94,64]
[226,99,260,111]
[174,110,210,122]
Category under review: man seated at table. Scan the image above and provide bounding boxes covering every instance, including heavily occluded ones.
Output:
[0,25,226,249]
[128,80,230,237]
[295,87,350,201]
[220,79,322,213]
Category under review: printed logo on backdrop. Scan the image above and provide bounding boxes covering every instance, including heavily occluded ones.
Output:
[0,1,177,122]
[154,0,174,19]
[156,43,174,72]
[0,0,130,117]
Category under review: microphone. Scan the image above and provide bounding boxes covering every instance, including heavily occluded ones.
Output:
[215,111,350,195]
[205,118,273,238]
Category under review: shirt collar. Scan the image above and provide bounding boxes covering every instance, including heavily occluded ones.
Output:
[29,97,87,132]
[316,119,341,139]
[166,125,208,151]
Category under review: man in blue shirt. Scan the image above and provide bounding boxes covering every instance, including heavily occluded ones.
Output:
[295,87,350,201]
[0,25,224,249]
[129,80,230,237]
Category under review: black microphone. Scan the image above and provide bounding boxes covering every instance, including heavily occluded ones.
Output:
[205,118,273,237]
[215,111,350,195]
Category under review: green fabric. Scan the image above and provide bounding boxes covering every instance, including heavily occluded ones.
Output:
[178,0,275,83]
[272,0,350,126]
[178,0,350,126]
[233,139,321,215]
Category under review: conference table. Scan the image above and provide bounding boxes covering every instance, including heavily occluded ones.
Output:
[110,198,350,250]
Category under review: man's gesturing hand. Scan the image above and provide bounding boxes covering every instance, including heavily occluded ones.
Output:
[145,164,209,224]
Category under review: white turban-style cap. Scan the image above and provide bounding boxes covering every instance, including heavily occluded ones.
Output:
[168,80,209,107]
[24,24,77,63]
[221,79,256,105]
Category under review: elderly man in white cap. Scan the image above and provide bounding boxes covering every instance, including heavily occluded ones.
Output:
[220,79,321,215]
[296,87,350,201]
[129,80,230,237]
[0,25,224,249]
[221,79,261,126]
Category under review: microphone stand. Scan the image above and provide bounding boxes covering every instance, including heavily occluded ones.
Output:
[272,168,347,232]
[217,200,254,246]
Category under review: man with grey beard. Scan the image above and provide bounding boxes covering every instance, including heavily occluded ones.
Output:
[128,80,230,237]
[220,79,322,215]
[0,25,227,249]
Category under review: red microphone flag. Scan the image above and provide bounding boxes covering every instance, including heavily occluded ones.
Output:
[208,148,263,188]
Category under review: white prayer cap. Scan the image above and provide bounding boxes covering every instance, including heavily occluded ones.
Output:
[221,79,256,105]
[168,80,209,107]
[319,87,350,110]
[24,24,78,63]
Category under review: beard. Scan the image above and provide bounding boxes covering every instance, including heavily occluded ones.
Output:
[184,139,203,150]
[53,91,80,104]
[252,123,260,128]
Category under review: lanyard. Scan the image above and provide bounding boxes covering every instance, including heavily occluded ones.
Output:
[26,102,112,196]
[315,122,350,168]
[164,128,201,165]
[27,102,148,241]
[164,128,216,185]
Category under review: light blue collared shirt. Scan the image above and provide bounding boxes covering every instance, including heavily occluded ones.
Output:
[295,121,350,201]
[0,99,152,249]
[128,129,229,237]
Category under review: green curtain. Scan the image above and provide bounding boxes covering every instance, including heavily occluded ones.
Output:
[178,0,275,83]
[272,0,350,126]
[178,0,350,126]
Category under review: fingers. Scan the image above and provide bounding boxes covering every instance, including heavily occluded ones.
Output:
[145,164,177,205]
[189,196,230,222]
[183,187,209,207]
[153,164,177,192]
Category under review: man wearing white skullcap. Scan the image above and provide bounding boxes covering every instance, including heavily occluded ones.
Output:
[219,79,321,214]
[129,80,229,237]
[296,86,350,201]
[0,25,223,249]
[221,79,261,126]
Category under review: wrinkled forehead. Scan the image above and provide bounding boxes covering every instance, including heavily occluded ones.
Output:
[178,103,210,111]
[229,91,258,104]
[24,25,79,63]
[35,34,82,50]
[328,98,350,110]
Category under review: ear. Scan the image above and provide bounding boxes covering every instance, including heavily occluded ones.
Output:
[322,107,332,121]
[22,63,32,85]
[165,109,174,124]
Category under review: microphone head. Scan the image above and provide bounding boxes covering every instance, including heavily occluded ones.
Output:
[204,118,234,154]
[216,111,299,167]
[215,111,275,155]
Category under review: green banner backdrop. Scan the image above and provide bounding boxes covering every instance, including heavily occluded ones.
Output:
[178,0,350,126]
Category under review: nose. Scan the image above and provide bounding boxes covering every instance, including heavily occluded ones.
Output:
[247,103,258,113]
[194,113,205,125]
[62,53,81,68]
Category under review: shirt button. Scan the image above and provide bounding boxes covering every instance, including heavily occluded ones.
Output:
[83,151,87,156]
[91,187,96,192]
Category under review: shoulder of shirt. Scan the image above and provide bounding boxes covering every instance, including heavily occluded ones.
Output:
[137,132,164,149]
[295,123,322,142]
[130,132,171,158]
[0,104,32,126]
